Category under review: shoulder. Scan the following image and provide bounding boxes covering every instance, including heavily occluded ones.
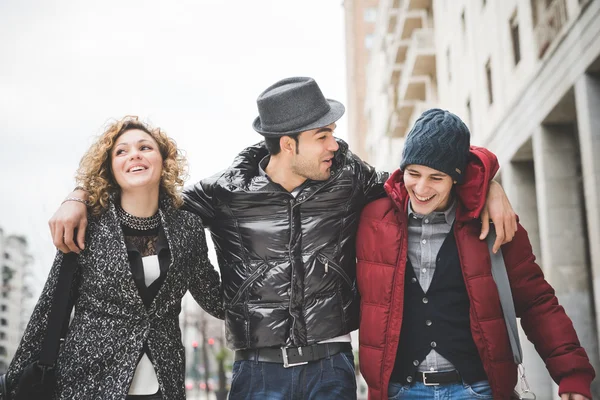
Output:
[361,197,397,221]
[199,169,227,188]
[85,210,113,235]
[166,207,206,231]
[500,221,534,256]
[335,139,361,168]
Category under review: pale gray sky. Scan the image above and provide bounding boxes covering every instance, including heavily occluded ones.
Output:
[0,0,349,288]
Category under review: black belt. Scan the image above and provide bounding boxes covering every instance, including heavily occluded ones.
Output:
[414,370,462,386]
[235,342,352,368]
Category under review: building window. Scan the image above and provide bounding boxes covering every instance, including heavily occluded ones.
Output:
[461,9,466,35]
[510,12,521,65]
[446,47,452,81]
[0,331,5,340]
[0,304,5,311]
[485,59,494,105]
[364,7,377,23]
[364,34,374,50]
[0,319,6,327]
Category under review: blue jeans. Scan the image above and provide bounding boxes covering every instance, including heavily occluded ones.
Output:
[228,351,357,400]
[388,381,493,399]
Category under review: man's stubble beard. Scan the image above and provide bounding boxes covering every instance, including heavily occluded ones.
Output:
[291,154,330,181]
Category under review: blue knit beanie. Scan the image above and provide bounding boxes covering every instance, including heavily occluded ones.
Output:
[400,108,471,183]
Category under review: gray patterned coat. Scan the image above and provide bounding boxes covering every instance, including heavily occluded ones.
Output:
[4,199,224,399]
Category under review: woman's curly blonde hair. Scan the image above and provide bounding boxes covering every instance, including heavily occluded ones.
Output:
[76,116,188,215]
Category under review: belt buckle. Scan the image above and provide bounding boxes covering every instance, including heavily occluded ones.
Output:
[281,346,309,368]
[422,370,440,386]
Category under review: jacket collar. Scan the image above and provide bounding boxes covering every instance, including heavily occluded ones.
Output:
[384,145,499,223]
[227,139,351,193]
[102,196,179,311]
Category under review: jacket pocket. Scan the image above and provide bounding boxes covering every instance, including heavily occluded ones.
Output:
[228,261,271,306]
[318,254,353,308]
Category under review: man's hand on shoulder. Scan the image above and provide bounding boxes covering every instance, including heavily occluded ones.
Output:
[479,180,518,253]
[48,189,89,253]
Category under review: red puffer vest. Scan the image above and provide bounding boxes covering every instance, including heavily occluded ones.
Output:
[356,146,594,399]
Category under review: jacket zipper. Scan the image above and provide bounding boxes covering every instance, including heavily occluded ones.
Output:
[318,254,354,309]
[288,196,298,346]
[318,254,352,289]
[286,172,346,345]
[229,261,271,306]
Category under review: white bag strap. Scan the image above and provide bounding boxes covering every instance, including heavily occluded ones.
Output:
[487,230,522,364]
[487,230,536,399]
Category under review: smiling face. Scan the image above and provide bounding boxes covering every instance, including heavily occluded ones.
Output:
[290,123,340,181]
[403,164,454,215]
[111,129,163,194]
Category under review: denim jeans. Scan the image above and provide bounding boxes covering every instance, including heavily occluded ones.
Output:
[228,351,357,400]
[388,380,493,399]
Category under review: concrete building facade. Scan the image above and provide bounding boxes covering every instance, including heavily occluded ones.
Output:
[346,0,600,395]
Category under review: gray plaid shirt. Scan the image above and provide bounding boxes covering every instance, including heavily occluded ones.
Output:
[407,199,457,373]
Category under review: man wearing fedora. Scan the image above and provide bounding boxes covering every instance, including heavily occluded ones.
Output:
[49,77,517,399]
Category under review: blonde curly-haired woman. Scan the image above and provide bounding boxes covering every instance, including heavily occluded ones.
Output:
[4,117,223,400]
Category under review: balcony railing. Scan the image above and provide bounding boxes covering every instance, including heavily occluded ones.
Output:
[397,29,435,101]
[534,0,568,58]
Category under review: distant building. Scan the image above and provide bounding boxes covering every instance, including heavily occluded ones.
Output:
[344,0,381,161]
[0,228,34,373]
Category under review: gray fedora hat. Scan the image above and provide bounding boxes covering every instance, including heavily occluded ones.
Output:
[252,77,345,137]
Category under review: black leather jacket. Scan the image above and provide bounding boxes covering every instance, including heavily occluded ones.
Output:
[184,140,387,350]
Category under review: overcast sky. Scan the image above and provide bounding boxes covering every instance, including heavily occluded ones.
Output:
[0,0,349,289]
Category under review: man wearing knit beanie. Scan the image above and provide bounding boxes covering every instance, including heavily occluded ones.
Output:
[356,109,594,399]
[401,108,470,184]
[398,108,470,216]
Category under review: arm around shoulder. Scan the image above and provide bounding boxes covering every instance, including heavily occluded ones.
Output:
[181,172,224,226]
[184,214,224,320]
[48,189,89,253]
[347,149,388,203]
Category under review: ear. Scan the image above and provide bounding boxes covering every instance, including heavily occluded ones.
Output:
[280,136,296,154]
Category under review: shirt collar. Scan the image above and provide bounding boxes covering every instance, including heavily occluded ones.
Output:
[407,198,457,226]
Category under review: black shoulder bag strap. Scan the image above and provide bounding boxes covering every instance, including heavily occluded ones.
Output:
[38,252,78,367]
